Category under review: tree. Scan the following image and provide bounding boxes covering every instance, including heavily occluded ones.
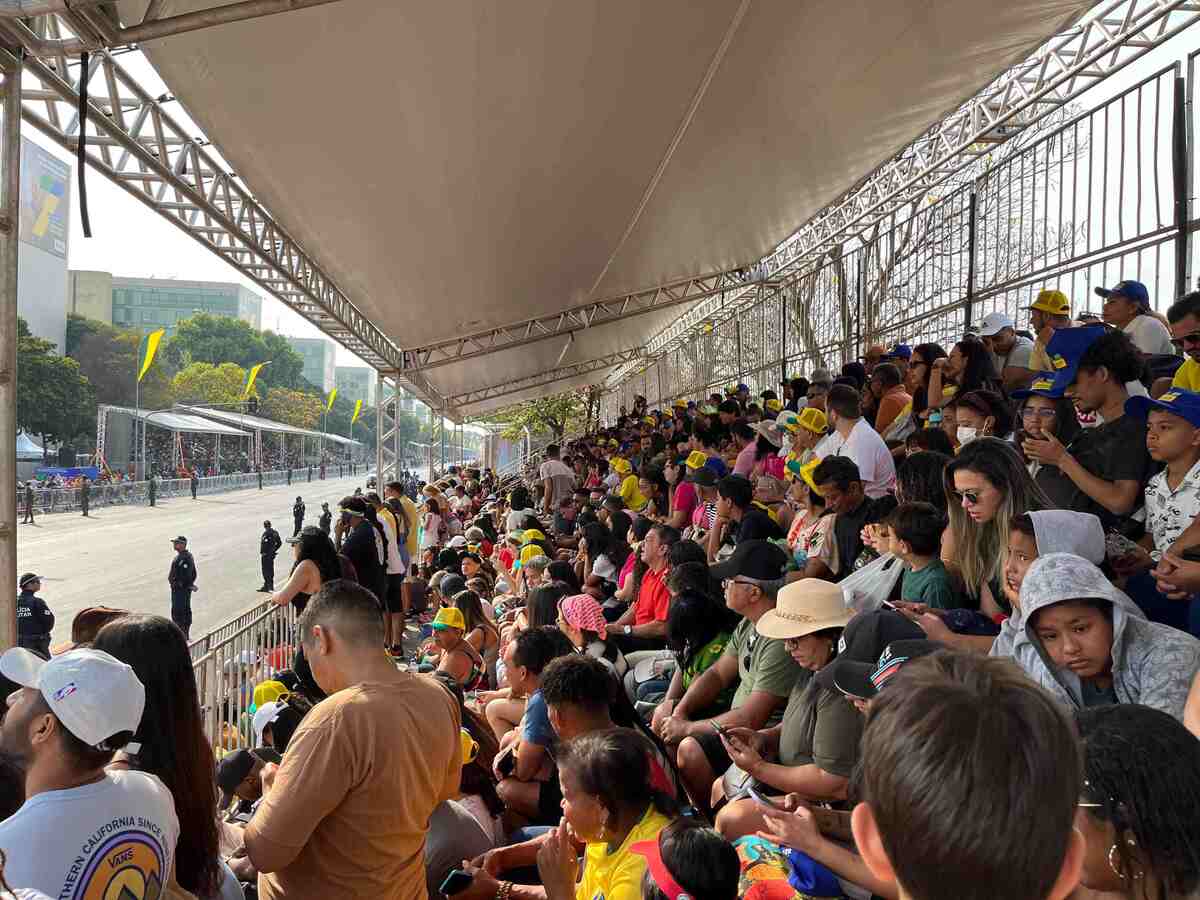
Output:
[66,314,173,410]
[491,392,586,441]
[164,313,306,393]
[17,318,94,458]
[170,361,247,407]
[261,387,323,429]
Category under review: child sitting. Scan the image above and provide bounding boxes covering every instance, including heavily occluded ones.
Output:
[887,502,954,610]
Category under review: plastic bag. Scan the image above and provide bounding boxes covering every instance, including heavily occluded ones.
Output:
[839,552,905,613]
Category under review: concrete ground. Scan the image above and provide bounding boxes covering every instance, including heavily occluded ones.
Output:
[17,474,370,645]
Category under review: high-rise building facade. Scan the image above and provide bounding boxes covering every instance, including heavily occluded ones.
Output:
[289,337,336,393]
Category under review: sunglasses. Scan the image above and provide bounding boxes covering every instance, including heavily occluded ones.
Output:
[952,489,984,506]
[722,577,758,590]
[1020,408,1057,420]
[743,631,760,671]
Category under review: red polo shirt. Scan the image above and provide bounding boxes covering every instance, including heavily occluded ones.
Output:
[633,566,671,626]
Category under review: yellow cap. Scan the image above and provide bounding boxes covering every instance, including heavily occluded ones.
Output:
[611,457,632,474]
[460,728,479,765]
[521,529,547,544]
[432,606,466,631]
[643,416,657,427]
[765,398,782,413]
[684,450,708,470]
[673,398,687,409]
[795,407,828,434]
[253,680,288,710]
[1030,289,1070,316]
[799,457,824,494]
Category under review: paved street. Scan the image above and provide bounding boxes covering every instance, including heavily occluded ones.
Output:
[17,474,369,645]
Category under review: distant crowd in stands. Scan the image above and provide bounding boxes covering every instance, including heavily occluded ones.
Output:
[1,280,1199,900]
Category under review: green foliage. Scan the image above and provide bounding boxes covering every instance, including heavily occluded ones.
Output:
[65,314,173,409]
[261,387,323,429]
[170,361,248,407]
[17,318,95,455]
[164,313,306,392]
[490,392,586,441]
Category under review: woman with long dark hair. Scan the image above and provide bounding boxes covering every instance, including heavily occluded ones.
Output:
[908,342,948,420]
[270,525,340,614]
[339,495,388,605]
[454,589,501,686]
[928,336,1001,411]
[1013,385,1083,508]
[93,614,224,898]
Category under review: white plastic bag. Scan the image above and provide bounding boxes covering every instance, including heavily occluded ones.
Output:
[839,553,905,613]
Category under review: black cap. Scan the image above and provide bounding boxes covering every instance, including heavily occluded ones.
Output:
[708,540,788,582]
[171,535,187,544]
[269,704,305,753]
[263,520,271,528]
[687,466,717,487]
[816,609,924,690]
[830,638,943,699]
[18,573,39,589]
[215,749,255,808]
[439,573,467,597]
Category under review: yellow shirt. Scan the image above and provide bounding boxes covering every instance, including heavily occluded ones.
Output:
[1173,357,1200,391]
[397,494,420,558]
[618,474,647,512]
[576,805,671,900]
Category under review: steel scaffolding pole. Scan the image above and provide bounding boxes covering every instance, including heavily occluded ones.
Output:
[375,371,383,485]
[392,379,400,480]
[0,53,20,648]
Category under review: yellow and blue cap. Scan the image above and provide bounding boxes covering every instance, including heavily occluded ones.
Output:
[1126,389,1200,428]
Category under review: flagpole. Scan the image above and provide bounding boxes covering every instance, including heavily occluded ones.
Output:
[134,345,140,481]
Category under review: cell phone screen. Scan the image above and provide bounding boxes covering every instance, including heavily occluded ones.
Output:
[748,788,783,810]
[440,870,474,896]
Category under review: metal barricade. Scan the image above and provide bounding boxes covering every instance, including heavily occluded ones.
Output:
[190,599,298,749]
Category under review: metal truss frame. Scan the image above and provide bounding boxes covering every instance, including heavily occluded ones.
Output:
[400,273,747,371]
[1,20,458,417]
[449,348,645,416]
[607,0,1200,389]
[375,374,399,483]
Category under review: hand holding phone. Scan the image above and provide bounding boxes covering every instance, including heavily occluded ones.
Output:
[748,787,784,810]
[439,869,474,896]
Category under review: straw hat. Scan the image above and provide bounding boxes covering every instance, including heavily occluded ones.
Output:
[756,579,851,640]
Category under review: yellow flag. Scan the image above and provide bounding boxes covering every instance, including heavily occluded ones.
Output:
[137,329,165,382]
[351,399,363,424]
[326,388,338,412]
[243,361,268,399]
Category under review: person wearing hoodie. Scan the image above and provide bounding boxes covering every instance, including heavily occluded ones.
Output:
[1013,553,1200,721]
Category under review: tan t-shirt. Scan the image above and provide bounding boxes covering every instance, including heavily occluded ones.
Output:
[249,675,461,900]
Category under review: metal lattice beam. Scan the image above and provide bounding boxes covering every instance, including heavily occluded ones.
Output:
[608,0,1200,389]
[5,36,458,416]
[400,274,750,371]
[448,348,645,411]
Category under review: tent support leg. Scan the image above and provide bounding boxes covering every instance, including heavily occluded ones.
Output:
[0,54,21,649]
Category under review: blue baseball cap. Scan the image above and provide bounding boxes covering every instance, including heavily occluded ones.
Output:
[1042,324,1107,392]
[736,383,750,393]
[1126,389,1200,428]
[1095,279,1150,309]
[882,343,912,360]
[1011,371,1063,399]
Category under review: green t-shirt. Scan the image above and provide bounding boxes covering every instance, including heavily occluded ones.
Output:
[778,674,863,776]
[682,632,736,712]
[724,618,804,721]
[900,559,956,610]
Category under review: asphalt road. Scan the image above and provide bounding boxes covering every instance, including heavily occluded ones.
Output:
[16,474,370,645]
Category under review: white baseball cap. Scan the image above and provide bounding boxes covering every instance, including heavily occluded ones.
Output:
[447,535,468,548]
[0,647,144,750]
[978,312,1015,337]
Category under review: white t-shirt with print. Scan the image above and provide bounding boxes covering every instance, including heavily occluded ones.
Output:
[0,770,179,900]
[1124,315,1174,356]
[1144,458,1200,558]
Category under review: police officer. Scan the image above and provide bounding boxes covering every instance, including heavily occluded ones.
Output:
[190,469,199,500]
[16,572,53,657]
[21,481,34,524]
[79,476,90,517]
[258,520,282,592]
[168,535,197,639]
[148,473,157,507]
[292,496,305,536]
[318,502,332,535]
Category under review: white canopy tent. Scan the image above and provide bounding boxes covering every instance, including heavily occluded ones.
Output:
[111,0,1094,418]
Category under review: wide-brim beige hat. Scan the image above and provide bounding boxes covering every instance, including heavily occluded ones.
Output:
[756,579,852,640]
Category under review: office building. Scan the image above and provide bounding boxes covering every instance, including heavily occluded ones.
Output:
[67,271,263,336]
[289,337,336,393]
[335,366,376,406]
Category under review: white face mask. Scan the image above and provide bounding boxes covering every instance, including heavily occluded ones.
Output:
[957,426,979,445]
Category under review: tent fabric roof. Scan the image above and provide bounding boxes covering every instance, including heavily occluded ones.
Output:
[16,432,43,461]
[109,406,250,436]
[177,406,362,446]
[117,0,1092,417]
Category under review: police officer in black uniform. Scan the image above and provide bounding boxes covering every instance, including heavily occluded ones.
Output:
[168,535,197,639]
[318,502,332,536]
[258,519,282,592]
[292,496,305,536]
[17,572,53,657]
[79,476,90,517]
[21,482,34,524]
[191,469,199,500]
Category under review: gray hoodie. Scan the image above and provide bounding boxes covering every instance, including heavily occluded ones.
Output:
[1010,553,1200,721]
[990,511,1106,659]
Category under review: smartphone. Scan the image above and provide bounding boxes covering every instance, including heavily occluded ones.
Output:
[711,720,729,737]
[748,787,784,810]
[439,869,474,896]
[879,599,898,611]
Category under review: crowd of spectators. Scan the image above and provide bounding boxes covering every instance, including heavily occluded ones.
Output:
[2,282,1200,900]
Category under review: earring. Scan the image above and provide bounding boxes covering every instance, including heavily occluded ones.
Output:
[1108,843,1144,881]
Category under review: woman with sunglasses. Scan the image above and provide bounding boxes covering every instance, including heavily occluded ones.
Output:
[907,342,948,424]
[1074,704,1200,900]
[942,437,1051,616]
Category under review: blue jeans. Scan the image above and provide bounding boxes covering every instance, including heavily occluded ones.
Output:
[1124,572,1200,638]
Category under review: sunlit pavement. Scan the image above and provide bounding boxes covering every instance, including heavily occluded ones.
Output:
[17,474,370,645]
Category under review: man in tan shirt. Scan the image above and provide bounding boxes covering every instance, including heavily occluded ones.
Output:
[245,579,461,900]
